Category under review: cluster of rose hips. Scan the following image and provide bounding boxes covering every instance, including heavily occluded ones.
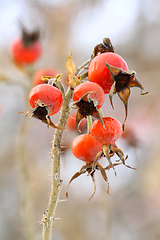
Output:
[18,36,147,200]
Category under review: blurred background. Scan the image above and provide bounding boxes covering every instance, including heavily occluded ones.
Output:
[0,0,160,239]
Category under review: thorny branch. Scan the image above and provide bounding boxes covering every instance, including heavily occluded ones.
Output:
[42,59,90,240]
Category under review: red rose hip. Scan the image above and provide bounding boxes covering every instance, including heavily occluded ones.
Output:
[29,84,63,115]
[88,52,128,94]
[90,117,122,144]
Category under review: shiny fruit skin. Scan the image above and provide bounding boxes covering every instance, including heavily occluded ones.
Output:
[29,84,63,115]
[90,117,122,144]
[88,52,128,94]
[66,112,87,131]
[71,134,102,164]
[73,82,105,109]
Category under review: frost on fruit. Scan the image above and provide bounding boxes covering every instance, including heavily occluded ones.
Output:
[105,62,148,130]
[19,99,63,129]
[65,51,82,89]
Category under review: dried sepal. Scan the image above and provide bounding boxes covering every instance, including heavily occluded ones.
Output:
[118,86,130,130]
[109,81,116,109]
[65,163,97,200]
[75,110,86,132]
[88,170,96,200]
[40,74,65,98]
[102,144,117,176]
[66,158,124,200]
[89,150,103,175]
[102,142,136,171]
[66,161,111,200]
[96,162,110,194]
[105,62,148,130]
[19,99,63,130]
[71,91,104,132]
[49,74,65,98]
[91,38,114,58]
[41,73,62,85]
[65,163,90,198]
[128,75,148,95]
[111,143,137,170]
[104,162,122,170]
[65,51,82,89]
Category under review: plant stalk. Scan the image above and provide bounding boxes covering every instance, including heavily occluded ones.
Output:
[42,86,73,240]
[42,58,90,240]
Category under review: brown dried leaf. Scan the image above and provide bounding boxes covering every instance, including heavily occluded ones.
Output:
[66,51,81,88]
[65,51,75,76]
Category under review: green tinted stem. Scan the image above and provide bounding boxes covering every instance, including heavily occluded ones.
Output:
[87,115,92,134]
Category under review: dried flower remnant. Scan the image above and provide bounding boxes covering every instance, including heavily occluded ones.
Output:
[105,63,148,130]
[91,38,115,58]
[20,100,63,129]
[71,82,105,131]
[90,117,137,175]
[66,161,112,201]
[65,134,121,200]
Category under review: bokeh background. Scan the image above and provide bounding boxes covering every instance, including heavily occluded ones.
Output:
[0,0,160,239]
